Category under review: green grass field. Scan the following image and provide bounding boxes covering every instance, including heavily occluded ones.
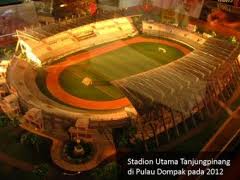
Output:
[59,42,185,101]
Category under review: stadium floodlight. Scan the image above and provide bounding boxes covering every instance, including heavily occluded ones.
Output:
[25,49,42,67]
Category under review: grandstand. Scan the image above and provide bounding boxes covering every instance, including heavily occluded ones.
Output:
[16,17,137,66]
[142,21,206,48]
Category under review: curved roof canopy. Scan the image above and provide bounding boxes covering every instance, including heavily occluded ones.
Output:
[113,38,240,115]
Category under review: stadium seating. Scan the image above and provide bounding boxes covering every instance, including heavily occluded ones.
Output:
[17,17,138,66]
[142,21,206,48]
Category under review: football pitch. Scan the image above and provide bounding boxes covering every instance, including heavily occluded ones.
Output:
[58,42,185,101]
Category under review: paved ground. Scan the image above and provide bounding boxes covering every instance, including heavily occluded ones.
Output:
[0,151,34,172]
[21,124,115,172]
[46,36,190,110]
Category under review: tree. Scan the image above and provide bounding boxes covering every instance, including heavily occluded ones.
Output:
[0,115,9,127]
[91,162,119,180]
[118,134,128,147]
[128,126,137,137]
[10,117,20,127]
[211,31,217,37]
[20,133,43,152]
[32,163,49,180]
[2,47,15,59]
[29,134,43,152]
[230,36,237,44]
[118,125,138,148]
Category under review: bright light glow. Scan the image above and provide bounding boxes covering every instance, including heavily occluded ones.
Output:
[0,60,10,66]
[203,33,212,38]
[0,67,7,73]
[19,40,42,66]
[25,49,41,67]
[60,4,67,8]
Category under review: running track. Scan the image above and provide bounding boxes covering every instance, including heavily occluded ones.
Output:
[46,36,191,110]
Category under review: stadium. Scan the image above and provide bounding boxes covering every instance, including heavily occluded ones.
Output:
[2,13,240,171]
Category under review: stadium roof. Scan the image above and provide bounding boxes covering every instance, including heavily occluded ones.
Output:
[113,38,240,115]
[19,12,123,40]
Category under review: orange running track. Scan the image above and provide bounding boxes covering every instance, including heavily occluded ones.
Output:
[46,36,191,110]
